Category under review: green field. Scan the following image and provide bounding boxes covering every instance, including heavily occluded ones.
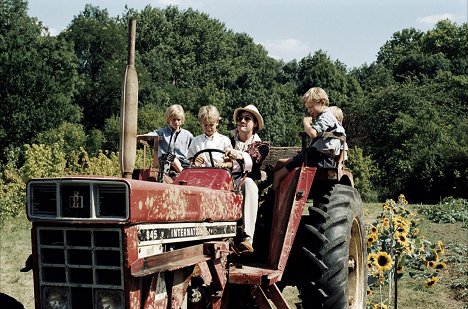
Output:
[1,203,466,309]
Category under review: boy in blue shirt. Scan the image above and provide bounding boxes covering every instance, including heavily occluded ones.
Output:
[145,104,193,172]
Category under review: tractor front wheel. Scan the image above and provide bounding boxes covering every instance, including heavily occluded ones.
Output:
[299,184,366,309]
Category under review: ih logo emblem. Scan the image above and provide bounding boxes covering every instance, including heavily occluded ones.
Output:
[70,191,84,208]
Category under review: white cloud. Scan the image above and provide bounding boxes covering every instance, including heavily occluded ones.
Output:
[417,13,455,25]
[47,27,60,36]
[259,38,310,61]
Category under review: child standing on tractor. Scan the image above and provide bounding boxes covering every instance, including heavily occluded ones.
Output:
[146,104,193,173]
[272,87,346,190]
[188,105,232,167]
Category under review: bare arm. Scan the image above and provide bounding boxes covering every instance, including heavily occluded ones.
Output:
[303,117,319,139]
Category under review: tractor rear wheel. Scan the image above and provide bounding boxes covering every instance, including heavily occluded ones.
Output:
[299,184,366,309]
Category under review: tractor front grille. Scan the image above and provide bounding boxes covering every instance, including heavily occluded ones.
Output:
[28,180,128,221]
[37,227,124,305]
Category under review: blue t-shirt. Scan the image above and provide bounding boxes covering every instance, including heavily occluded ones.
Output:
[150,126,193,167]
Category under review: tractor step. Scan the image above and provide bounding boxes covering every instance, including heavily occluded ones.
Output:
[228,264,282,285]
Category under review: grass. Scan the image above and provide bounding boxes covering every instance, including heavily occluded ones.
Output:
[1,203,466,309]
[0,213,34,309]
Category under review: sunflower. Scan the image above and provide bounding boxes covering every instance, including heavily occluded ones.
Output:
[382,217,390,228]
[373,303,388,309]
[367,287,373,296]
[374,251,393,272]
[368,253,377,263]
[383,204,392,212]
[435,262,447,270]
[392,216,409,229]
[426,276,439,287]
[426,260,436,269]
[395,232,409,246]
[367,233,378,246]
[395,225,409,235]
[370,225,378,234]
[398,194,408,205]
[436,240,446,254]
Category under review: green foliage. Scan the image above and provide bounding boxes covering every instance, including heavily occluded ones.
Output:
[33,122,87,157]
[60,4,127,130]
[0,143,122,222]
[0,0,82,160]
[417,197,468,226]
[347,146,379,202]
[0,147,25,224]
[66,148,120,176]
[20,144,67,179]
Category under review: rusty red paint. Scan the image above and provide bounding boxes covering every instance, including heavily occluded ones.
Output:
[128,276,142,309]
[276,167,316,271]
[127,175,243,223]
[143,273,169,309]
[228,265,283,285]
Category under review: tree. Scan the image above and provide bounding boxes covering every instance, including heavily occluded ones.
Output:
[376,28,424,69]
[60,4,128,130]
[421,20,468,75]
[0,0,81,161]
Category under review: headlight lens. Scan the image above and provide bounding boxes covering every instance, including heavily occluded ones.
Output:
[43,287,70,309]
[95,290,124,309]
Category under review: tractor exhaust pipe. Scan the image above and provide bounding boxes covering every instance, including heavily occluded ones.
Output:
[119,19,138,179]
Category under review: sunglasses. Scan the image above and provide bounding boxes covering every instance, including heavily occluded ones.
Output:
[236,115,253,122]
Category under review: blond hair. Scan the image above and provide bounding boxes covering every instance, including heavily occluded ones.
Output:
[165,104,185,124]
[198,105,220,124]
[302,87,329,106]
[329,106,344,123]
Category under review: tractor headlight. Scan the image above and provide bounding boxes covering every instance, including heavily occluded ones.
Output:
[95,290,124,309]
[43,287,70,309]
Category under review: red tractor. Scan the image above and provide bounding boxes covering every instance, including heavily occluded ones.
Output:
[23,20,366,308]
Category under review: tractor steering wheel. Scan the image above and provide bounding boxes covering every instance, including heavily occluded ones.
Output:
[191,148,225,168]
[190,148,244,176]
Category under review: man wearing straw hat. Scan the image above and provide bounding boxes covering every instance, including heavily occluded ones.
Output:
[222,104,265,253]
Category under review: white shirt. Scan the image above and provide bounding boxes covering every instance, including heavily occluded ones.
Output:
[187,132,231,167]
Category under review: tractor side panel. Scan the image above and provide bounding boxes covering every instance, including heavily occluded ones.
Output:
[127,177,242,224]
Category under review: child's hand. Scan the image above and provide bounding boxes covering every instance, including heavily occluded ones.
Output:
[303,116,313,125]
[194,156,205,167]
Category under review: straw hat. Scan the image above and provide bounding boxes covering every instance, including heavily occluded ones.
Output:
[233,104,264,131]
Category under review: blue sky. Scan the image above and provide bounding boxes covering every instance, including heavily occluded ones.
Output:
[28,0,467,68]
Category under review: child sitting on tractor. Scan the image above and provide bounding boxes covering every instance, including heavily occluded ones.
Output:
[187,105,232,167]
[272,87,346,190]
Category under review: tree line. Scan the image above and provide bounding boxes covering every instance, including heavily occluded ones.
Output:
[1,0,467,204]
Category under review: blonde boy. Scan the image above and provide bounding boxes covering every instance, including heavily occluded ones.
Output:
[188,105,231,167]
[272,87,346,190]
[146,104,193,172]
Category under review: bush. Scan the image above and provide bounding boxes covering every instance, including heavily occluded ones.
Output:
[0,143,123,221]
[417,197,468,226]
[0,147,25,225]
[347,146,380,202]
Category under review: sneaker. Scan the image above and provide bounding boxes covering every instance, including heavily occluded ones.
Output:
[238,239,254,253]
